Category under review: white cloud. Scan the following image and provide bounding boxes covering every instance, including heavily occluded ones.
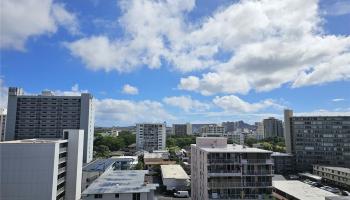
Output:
[213,95,284,113]
[322,0,350,16]
[65,0,350,93]
[163,96,210,112]
[332,98,345,102]
[1,0,79,50]
[94,99,175,126]
[0,79,8,108]
[122,84,139,95]
[52,84,88,96]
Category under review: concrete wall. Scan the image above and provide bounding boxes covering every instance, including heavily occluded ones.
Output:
[83,192,153,200]
[65,129,84,200]
[80,94,94,163]
[0,142,58,200]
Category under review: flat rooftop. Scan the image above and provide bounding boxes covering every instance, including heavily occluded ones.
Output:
[161,165,190,180]
[83,159,117,172]
[273,180,338,200]
[272,152,293,157]
[299,173,322,181]
[82,170,158,194]
[0,138,67,144]
[317,166,350,174]
[192,144,272,153]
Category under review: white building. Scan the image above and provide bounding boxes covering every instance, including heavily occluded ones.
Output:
[272,180,339,200]
[172,123,192,135]
[191,137,273,200]
[0,129,84,200]
[136,123,166,151]
[255,122,265,140]
[5,87,95,163]
[161,164,190,191]
[200,124,225,137]
[0,108,6,141]
[82,170,158,200]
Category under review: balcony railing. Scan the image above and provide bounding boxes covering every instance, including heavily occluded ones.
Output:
[208,159,241,164]
[241,159,273,165]
[208,182,272,189]
[208,171,242,177]
[58,167,66,175]
[59,147,67,154]
[242,170,274,176]
[57,177,65,185]
[57,187,65,196]
[59,157,66,164]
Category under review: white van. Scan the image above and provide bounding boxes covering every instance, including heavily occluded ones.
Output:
[174,191,189,198]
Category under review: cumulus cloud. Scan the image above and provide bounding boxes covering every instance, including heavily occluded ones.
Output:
[213,95,284,113]
[52,84,88,96]
[65,0,350,94]
[163,95,210,112]
[332,98,345,102]
[94,99,175,125]
[122,84,139,95]
[1,0,79,50]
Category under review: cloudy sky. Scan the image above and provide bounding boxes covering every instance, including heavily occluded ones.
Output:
[1,0,350,126]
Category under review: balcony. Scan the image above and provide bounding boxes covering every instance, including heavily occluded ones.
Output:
[207,159,241,164]
[208,171,242,177]
[57,187,65,196]
[57,177,65,185]
[59,147,67,154]
[242,170,274,176]
[208,181,272,189]
[58,167,66,175]
[59,157,66,164]
[241,159,273,165]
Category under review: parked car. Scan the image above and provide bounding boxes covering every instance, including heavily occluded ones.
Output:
[174,191,189,198]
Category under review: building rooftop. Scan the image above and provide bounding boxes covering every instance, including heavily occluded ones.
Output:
[273,180,338,200]
[299,173,322,181]
[0,138,67,144]
[144,152,169,159]
[83,159,117,172]
[192,143,272,153]
[82,170,158,194]
[272,152,294,157]
[161,165,190,180]
[316,166,350,174]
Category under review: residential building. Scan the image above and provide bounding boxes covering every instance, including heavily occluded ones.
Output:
[224,131,245,145]
[263,117,283,138]
[5,87,95,163]
[255,122,265,140]
[272,180,339,200]
[81,170,158,200]
[136,123,166,151]
[313,165,350,189]
[161,165,190,191]
[284,109,350,171]
[0,108,6,141]
[0,129,84,200]
[172,123,192,135]
[143,151,176,169]
[191,137,273,200]
[113,156,138,170]
[82,158,117,191]
[200,124,225,137]
[271,152,295,175]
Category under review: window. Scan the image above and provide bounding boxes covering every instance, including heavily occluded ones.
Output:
[132,193,140,200]
[94,194,103,198]
[115,194,119,198]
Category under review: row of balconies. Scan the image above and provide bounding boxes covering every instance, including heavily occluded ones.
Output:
[208,181,272,189]
[207,159,273,165]
[208,170,273,177]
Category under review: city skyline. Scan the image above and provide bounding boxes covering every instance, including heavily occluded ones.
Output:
[1,0,350,126]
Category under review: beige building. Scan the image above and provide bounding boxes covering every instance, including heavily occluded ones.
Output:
[191,137,273,200]
[313,165,350,189]
[161,165,190,191]
[200,124,225,137]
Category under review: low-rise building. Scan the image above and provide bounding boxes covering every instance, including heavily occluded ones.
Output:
[272,180,339,200]
[313,165,350,189]
[113,156,138,170]
[144,151,176,169]
[81,170,158,200]
[191,137,274,200]
[0,129,84,200]
[161,165,190,191]
[82,158,117,191]
[271,152,295,175]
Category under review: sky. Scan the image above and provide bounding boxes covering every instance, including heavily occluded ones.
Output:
[1,0,350,126]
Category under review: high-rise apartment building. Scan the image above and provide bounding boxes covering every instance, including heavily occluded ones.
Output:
[200,124,225,137]
[0,129,84,200]
[255,122,265,140]
[5,87,94,163]
[263,117,283,138]
[191,137,273,200]
[284,109,350,171]
[136,123,166,151]
[0,108,6,141]
[172,123,192,135]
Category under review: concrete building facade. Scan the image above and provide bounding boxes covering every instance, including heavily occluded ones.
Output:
[200,124,225,137]
[0,108,6,141]
[313,165,350,189]
[5,87,95,163]
[0,129,84,200]
[263,117,283,138]
[271,152,295,175]
[284,109,350,171]
[172,123,192,135]
[191,137,273,200]
[161,164,190,191]
[136,123,166,151]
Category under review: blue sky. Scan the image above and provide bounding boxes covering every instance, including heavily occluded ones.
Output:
[1,0,350,126]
